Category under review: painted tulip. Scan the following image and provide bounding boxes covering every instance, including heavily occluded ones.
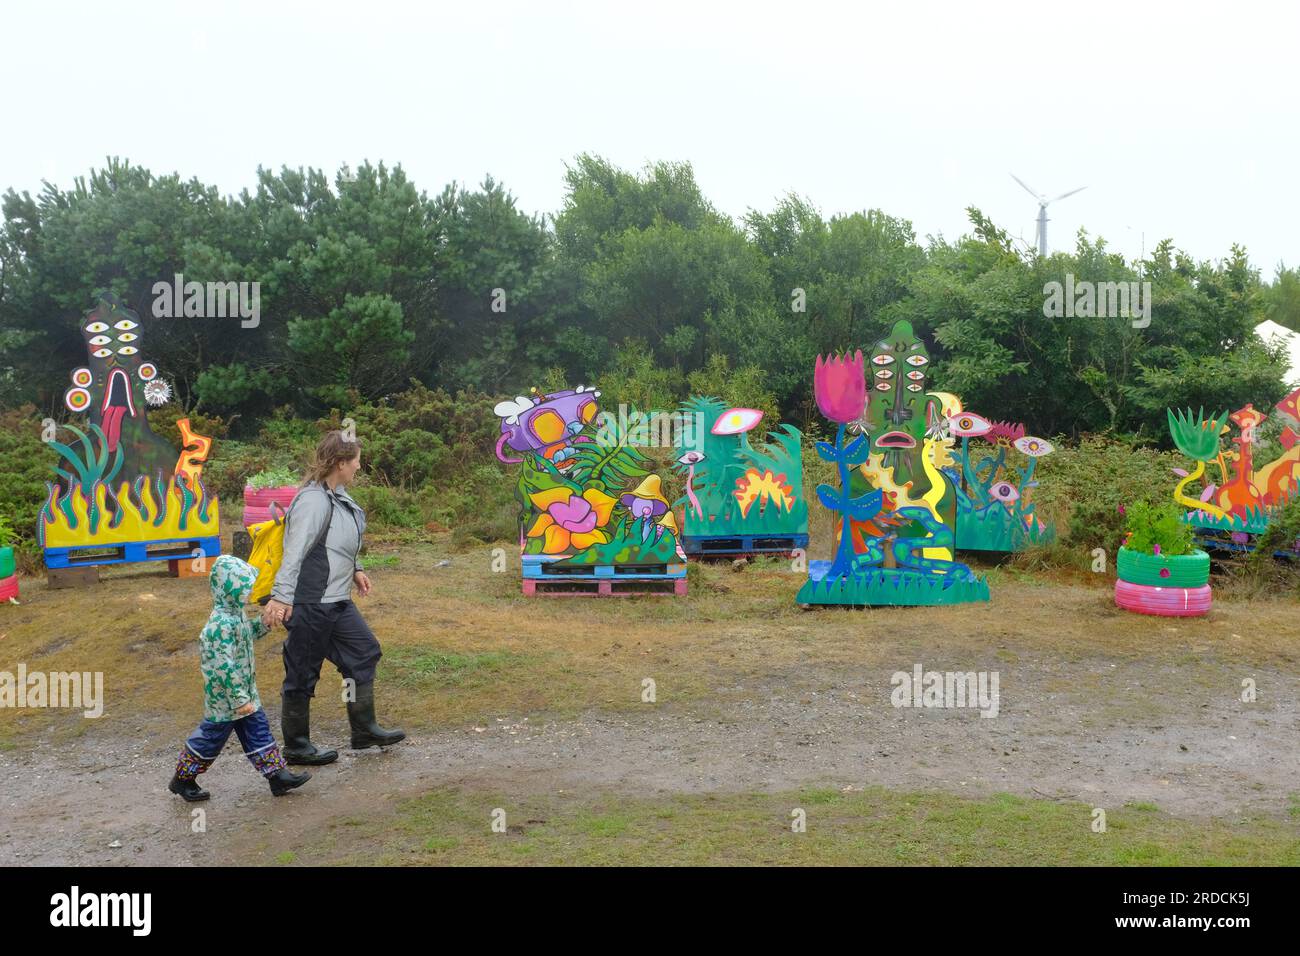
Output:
[814,351,867,424]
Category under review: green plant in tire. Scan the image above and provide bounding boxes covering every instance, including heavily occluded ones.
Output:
[246,466,300,490]
[1118,500,1209,588]
[1123,500,1194,557]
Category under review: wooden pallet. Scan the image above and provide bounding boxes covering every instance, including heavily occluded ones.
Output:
[521,555,687,596]
[682,532,808,558]
[523,576,687,597]
[43,535,221,570]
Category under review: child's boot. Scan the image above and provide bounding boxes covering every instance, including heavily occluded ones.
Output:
[168,748,213,802]
[267,767,312,796]
[249,743,311,796]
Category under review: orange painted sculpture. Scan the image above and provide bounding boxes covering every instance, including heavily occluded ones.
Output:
[1168,386,1300,552]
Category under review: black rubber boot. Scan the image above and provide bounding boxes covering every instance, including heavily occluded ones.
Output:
[281,692,338,766]
[347,682,406,750]
[168,774,210,802]
[266,768,311,797]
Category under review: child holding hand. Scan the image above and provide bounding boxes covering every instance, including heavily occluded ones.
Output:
[168,555,311,801]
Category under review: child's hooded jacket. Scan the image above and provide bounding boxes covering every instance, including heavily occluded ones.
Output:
[200,555,271,721]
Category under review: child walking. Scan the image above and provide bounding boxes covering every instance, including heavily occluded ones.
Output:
[168,555,311,801]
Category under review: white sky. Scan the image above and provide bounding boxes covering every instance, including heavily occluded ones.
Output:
[3,0,1295,273]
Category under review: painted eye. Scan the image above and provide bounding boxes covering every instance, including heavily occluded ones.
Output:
[989,481,1021,503]
[530,409,565,444]
[579,400,597,423]
[875,369,893,379]
[89,335,111,346]
[906,370,925,381]
[1014,436,1054,457]
[116,332,138,343]
[71,367,93,387]
[138,363,157,381]
[905,354,929,367]
[86,321,109,334]
[871,353,895,365]
[906,384,923,392]
[712,408,763,435]
[92,347,113,358]
[114,319,139,332]
[948,412,993,437]
[116,346,139,355]
[875,382,892,391]
[65,387,91,412]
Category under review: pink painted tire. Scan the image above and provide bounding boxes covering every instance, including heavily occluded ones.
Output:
[242,485,299,529]
[0,573,18,602]
[1114,579,1211,617]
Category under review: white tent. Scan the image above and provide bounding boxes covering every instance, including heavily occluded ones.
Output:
[1255,319,1300,387]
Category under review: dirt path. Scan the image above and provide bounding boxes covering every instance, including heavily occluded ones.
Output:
[3,651,1296,865]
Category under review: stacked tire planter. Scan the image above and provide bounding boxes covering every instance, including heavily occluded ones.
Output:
[242,485,299,530]
[0,545,18,602]
[1114,546,1211,617]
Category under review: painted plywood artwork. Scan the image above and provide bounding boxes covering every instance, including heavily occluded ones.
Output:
[37,294,221,569]
[796,321,989,607]
[1167,389,1300,553]
[673,397,807,557]
[494,386,686,595]
[937,398,1056,552]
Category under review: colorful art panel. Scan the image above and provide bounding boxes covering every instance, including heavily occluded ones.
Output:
[495,386,686,593]
[796,321,989,607]
[1167,389,1300,551]
[38,295,220,569]
[674,397,807,556]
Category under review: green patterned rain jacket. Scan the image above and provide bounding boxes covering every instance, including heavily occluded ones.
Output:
[199,555,271,722]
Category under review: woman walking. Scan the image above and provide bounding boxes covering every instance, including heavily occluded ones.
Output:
[262,431,405,764]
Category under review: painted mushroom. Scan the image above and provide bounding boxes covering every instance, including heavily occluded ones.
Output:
[620,474,672,544]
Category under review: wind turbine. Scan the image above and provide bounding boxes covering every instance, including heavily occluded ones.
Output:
[1011,174,1086,256]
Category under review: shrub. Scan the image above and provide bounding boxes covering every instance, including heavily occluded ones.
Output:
[1033,435,1183,551]
[0,406,54,559]
[246,466,300,489]
[1122,500,1195,557]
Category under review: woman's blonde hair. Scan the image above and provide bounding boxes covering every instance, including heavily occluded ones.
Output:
[304,430,361,485]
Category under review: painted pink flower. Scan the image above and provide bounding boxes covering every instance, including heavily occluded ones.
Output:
[814,351,866,424]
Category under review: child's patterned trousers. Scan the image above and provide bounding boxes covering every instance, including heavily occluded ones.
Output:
[174,707,287,779]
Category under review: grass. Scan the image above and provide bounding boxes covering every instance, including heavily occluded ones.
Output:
[3,519,1299,746]
[305,785,1300,867]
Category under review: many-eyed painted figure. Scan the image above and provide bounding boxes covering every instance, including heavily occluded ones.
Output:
[38,294,221,574]
[797,320,989,607]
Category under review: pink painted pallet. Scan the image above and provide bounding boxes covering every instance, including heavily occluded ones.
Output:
[522,576,687,597]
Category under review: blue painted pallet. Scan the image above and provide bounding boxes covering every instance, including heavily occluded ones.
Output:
[682,532,808,557]
[44,535,222,570]
[1193,531,1299,561]
[521,554,686,580]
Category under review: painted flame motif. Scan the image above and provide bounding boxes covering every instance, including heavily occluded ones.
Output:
[733,468,795,518]
[38,473,219,549]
